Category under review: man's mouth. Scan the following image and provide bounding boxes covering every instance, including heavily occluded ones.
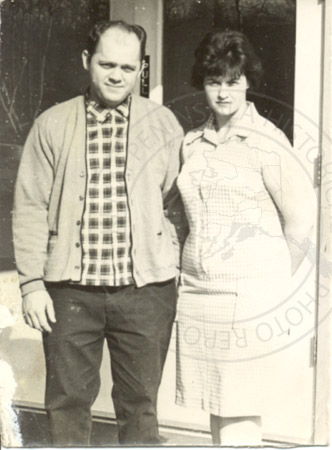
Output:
[105,84,124,89]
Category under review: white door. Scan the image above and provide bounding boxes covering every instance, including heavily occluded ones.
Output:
[259,1,324,443]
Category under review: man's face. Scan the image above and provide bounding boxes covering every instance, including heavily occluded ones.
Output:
[82,27,142,107]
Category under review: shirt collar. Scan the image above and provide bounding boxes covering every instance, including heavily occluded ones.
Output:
[85,91,131,122]
[187,102,262,146]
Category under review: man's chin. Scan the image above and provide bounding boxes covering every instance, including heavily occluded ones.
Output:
[102,94,127,108]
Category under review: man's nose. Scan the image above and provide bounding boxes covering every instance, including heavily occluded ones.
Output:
[108,66,122,82]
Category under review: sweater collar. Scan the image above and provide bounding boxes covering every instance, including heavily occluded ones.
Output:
[85,90,131,122]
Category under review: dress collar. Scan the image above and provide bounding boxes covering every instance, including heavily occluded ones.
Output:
[187,102,262,146]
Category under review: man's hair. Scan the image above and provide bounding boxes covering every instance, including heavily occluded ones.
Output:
[191,29,263,90]
[86,19,147,61]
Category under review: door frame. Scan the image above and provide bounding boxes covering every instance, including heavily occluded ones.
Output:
[314,0,332,444]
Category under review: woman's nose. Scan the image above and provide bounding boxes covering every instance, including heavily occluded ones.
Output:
[217,84,228,98]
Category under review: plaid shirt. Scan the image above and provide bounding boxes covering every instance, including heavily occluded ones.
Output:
[78,95,134,286]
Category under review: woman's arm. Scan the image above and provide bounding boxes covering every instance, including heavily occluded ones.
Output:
[261,131,317,275]
[282,202,315,275]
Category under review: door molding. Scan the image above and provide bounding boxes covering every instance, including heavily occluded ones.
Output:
[315,0,332,444]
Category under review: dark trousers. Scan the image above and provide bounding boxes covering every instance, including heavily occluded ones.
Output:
[42,279,176,446]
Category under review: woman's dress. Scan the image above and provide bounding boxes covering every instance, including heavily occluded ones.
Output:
[175,102,311,417]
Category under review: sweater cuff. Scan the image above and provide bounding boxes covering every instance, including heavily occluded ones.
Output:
[20,279,46,297]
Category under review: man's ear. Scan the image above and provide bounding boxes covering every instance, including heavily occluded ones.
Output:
[82,50,90,71]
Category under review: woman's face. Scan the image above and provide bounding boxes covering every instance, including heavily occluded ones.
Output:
[203,73,249,119]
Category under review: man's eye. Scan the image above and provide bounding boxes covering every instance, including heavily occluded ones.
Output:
[228,80,239,86]
[123,67,135,73]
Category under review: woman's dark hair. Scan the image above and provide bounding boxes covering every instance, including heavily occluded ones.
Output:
[86,19,147,61]
[191,29,263,90]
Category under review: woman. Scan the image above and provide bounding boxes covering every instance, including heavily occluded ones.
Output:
[175,29,316,445]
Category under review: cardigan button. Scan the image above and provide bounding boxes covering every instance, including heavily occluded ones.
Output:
[75,243,80,248]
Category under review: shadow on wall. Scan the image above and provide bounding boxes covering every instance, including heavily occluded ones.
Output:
[0,145,22,272]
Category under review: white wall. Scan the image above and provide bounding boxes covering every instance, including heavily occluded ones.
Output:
[110,0,163,104]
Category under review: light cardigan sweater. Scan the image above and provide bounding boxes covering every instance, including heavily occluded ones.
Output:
[13,95,184,296]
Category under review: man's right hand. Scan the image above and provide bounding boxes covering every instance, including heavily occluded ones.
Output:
[23,290,56,333]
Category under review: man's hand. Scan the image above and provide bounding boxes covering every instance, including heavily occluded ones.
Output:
[23,290,56,333]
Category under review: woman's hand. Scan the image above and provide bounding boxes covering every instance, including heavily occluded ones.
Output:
[284,221,315,275]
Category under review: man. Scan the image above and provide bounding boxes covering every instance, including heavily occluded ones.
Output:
[13,20,184,446]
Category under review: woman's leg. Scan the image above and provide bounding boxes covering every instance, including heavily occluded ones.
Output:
[210,414,222,444]
[210,415,262,445]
